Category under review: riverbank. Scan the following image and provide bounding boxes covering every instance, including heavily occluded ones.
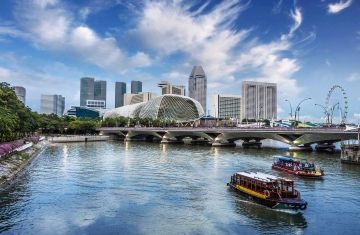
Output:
[0,140,48,190]
[49,135,109,143]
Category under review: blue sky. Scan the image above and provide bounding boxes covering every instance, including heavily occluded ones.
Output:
[0,0,359,123]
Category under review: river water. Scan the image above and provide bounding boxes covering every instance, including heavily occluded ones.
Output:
[0,141,359,235]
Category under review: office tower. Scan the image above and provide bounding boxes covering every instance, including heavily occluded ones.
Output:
[212,94,241,119]
[124,92,156,105]
[40,94,65,116]
[94,80,106,101]
[158,81,185,96]
[115,82,126,108]
[131,81,142,94]
[80,77,107,108]
[241,81,277,120]
[13,86,26,104]
[188,65,207,112]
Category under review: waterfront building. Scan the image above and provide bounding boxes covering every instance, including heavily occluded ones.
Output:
[80,77,107,108]
[212,94,241,119]
[241,81,277,121]
[124,92,156,105]
[65,106,100,118]
[13,86,26,104]
[86,100,106,109]
[131,81,142,94]
[115,82,126,108]
[158,81,185,96]
[104,94,204,122]
[40,94,65,116]
[188,65,207,112]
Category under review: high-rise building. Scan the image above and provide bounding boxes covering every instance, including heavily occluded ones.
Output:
[241,81,277,121]
[40,94,65,116]
[188,65,207,112]
[124,92,156,105]
[94,80,106,101]
[80,77,106,108]
[131,81,142,94]
[158,81,185,96]
[212,94,241,119]
[13,86,26,104]
[115,82,126,108]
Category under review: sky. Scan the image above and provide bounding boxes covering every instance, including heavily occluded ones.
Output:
[0,0,359,123]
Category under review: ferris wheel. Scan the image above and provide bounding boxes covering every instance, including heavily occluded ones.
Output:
[325,85,348,124]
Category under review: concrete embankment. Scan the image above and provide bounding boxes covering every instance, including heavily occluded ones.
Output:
[49,135,109,143]
[0,140,48,190]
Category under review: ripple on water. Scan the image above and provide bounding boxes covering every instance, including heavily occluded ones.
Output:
[0,141,360,234]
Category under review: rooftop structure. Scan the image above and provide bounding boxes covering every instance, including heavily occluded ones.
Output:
[158,81,185,96]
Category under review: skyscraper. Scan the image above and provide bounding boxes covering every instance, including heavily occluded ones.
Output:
[131,81,142,94]
[158,81,185,96]
[40,94,65,116]
[241,81,277,121]
[212,94,241,119]
[80,77,107,108]
[94,80,106,101]
[188,65,207,112]
[115,82,126,108]
[80,77,95,106]
[13,86,26,104]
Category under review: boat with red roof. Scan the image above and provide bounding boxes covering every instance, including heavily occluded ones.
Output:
[272,156,324,178]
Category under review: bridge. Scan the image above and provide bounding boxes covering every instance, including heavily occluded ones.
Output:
[98,127,358,151]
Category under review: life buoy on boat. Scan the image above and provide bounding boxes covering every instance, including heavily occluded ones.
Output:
[264,190,270,197]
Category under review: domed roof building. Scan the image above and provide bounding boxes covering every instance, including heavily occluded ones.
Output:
[103,94,204,122]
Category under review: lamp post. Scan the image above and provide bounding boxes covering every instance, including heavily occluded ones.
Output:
[294,98,312,123]
[315,103,330,124]
[285,99,293,120]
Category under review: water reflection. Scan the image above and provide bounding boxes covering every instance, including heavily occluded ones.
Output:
[231,191,307,234]
[0,141,360,234]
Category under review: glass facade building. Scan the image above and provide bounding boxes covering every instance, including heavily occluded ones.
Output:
[241,81,277,120]
[80,77,106,108]
[104,95,204,122]
[212,95,241,119]
[40,94,65,116]
[13,86,26,104]
[188,66,207,113]
[131,81,142,94]
[115,82,126,108]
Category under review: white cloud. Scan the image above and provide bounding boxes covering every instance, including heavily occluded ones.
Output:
[133,1,303,99]
[12,0,151,73]
[347,73,360,82]
[281,7,302,40]
[325,59,331,67]
[328,0,352,14]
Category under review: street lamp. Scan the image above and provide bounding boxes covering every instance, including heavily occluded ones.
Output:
[285,99,293,120]
[294,98,312,123]
[315,103,330,124]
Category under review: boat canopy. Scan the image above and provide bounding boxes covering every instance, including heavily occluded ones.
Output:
[276,156,294,162]
[236,171,293,183]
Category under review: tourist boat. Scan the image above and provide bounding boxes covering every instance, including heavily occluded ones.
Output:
[272,156,324,178]
[228,172,307,210]
[341,144,360,164]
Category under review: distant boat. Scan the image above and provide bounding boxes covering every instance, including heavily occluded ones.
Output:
[272,156,324,178]
[228,171,307,210]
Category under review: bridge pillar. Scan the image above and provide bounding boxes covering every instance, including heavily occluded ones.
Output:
[190,137,211,145]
